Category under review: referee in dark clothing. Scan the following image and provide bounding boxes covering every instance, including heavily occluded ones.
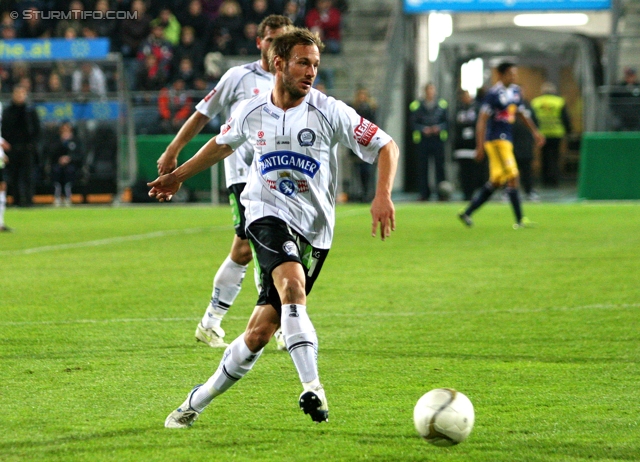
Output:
[409,82,448,201]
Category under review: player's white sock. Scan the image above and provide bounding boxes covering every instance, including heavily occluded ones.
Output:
[201,256,247,329]
[0,190,6,227]
[281,304,319,384]
[190,335,263,412]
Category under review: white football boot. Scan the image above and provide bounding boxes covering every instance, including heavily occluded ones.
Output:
[195,323,228,348]
[165,386,202,428]
[274,328,287,351]
[299,385,329,423]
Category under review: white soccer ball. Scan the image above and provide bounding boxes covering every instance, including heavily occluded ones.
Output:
[413,388,475,446]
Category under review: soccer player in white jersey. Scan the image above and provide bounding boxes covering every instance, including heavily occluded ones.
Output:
[149,28,399,427]
[156,15,293,349]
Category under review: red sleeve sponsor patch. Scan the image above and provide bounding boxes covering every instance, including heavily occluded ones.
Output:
[203,88,217,102]
[220,124,231,135]
[354,117,379,146]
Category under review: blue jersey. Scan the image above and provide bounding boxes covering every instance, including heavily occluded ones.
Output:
[480,82,525,142]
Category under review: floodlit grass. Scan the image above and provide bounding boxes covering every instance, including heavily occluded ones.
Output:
[1,202,639,461]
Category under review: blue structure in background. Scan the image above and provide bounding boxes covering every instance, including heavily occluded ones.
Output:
[35,102,120,123]
[404,0,611,13]
[0,38,110,61]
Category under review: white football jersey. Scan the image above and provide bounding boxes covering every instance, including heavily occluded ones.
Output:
[195,60,274,187]
[216,88,392,249]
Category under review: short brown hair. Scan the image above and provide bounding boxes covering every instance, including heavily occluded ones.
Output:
[268,27,325,72]
[257,14,293,38]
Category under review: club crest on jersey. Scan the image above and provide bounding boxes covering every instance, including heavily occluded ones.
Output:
[283,241,299,257]
[276,175,298,197]
[252,87,260,95]
[297,129,316,147]
[259,151,320,178]
[354,117,379,146]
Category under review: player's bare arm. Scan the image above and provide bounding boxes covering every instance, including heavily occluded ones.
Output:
[149,136,233,202]
[157,111,212,174]
[475,112,489,161]
[371,140,399,241]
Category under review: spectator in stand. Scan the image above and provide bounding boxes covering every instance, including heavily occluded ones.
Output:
[135,54,167,91]
[119,0,152,58]
[151,7,181,46]
[138,23,174,76]
[85,0,119,46]
[283,0,305,27]
[32,72,48,95]
[245,0,270,24]
[236,22,261,56]
[10,62,31,91]
[72,62,107,97]
[611,67,640,131]
[174,57,197,89]
[48,72,66,94]
[63,26,78,40]
[55,0,85,38]
[172,26,205,78]
[1,23,17,40]
[202,0,226,20]
[158,78,193,134]
[3,85,40,207]
[50,121,84,207]
[213,0,245,40]
[179,0,212,39]
[305,0,341,54]
[19,7,51,38]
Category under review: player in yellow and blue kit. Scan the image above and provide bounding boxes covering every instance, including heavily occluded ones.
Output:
[458,62,544,229]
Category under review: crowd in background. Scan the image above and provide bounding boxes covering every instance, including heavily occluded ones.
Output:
[0,0,347,95]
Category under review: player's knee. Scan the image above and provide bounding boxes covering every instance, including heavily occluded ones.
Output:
[244,323,275,350]
[231,241,252,265]
[279,277,305,304]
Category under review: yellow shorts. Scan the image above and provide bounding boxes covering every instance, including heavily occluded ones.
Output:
[484,139,519,185]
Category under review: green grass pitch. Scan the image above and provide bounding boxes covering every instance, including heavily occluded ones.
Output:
[1,202,639,461]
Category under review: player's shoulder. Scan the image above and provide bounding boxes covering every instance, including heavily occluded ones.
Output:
[306,89,348,115]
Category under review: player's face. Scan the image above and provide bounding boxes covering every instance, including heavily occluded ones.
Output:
[258,26,285,61]
[281,44,320,99]
[502,67,518,86]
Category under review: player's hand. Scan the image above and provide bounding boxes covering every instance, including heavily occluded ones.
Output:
[371,195,395,241]
[475,147,485,162]
[157,150,178,175]
[148,173,181,202]
[1,140,11,151]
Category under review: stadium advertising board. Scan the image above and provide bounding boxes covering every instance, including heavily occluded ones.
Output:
[404,0,611,13]
[36,102,120,122]
[0,38,109,61]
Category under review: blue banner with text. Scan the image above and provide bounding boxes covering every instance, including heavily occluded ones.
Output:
[404,0,611,13]
[0,38,110,61]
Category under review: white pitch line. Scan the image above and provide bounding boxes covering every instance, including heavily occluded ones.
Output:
[1,303,637,327]
[0,207,379,257]
[0,226,230,257]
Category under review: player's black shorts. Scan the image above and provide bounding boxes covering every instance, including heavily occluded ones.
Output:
[228,183,247,239]
[246,216,329,314]
[0,167,5,183]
